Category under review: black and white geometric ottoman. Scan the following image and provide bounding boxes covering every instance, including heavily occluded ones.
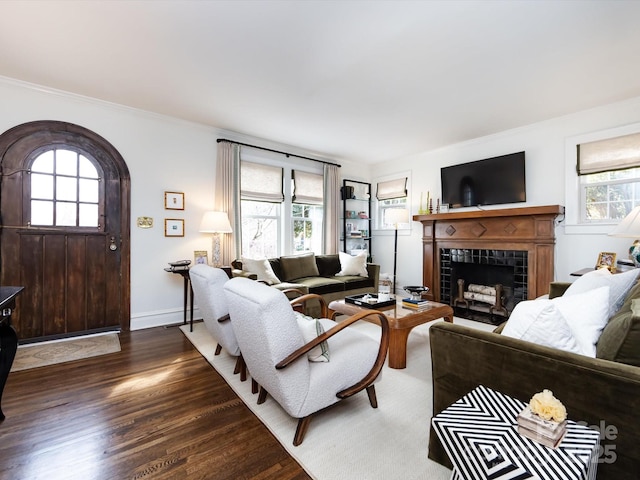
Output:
[432,385,600,480]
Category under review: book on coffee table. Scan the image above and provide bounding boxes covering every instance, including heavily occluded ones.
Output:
[402,297,429,310]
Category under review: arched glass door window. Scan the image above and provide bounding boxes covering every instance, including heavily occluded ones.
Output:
[29,148,103,228]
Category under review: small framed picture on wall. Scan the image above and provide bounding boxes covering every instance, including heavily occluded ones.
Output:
[164,191,185,210]
[165,219,185,237]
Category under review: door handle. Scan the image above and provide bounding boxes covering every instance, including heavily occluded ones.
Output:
[109,236,118,251]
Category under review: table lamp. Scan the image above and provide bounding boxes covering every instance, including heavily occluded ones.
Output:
[609,205,640,267]
[385,208,409,294]
[199,211,232,267]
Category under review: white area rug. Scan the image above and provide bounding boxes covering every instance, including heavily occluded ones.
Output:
[11,332,121,372]
[180,317,494,480]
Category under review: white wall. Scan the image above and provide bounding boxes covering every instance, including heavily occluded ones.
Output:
[371,95,640,295]
[4,76,639,325]
[0,77,363,329]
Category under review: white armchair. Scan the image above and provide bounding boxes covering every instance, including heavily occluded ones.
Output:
[189,264,246,380]
[223,277,389,445]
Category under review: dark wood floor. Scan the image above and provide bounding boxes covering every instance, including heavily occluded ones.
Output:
[0,325,310,480]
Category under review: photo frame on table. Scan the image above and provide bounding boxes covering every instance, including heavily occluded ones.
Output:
[164,191,185,210]
[164,219,185,237]
[596,251,617,271]
[194,250,208,265]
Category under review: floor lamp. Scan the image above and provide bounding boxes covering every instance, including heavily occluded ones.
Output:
[199,211,233,267]
[386,208,409,294]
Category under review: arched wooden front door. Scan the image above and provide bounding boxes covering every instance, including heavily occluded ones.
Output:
[0,121,130,342]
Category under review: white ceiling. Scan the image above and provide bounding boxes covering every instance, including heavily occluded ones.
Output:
[1,1,640,164]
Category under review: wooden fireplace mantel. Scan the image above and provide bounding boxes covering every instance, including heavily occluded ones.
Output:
[413,205,564,302]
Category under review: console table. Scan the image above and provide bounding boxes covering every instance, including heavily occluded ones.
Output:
[0,286,24,421]
[432,385,600,480]
[164,266,232,332]
[164,267,194,331]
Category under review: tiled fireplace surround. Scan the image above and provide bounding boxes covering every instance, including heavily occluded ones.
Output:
[413,205,564,316]
[439,248,528,316]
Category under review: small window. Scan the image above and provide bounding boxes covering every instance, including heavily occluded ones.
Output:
[581,168,640,221]
[30,148,102,227]
[578,131,640,222]
[375,176,409,230]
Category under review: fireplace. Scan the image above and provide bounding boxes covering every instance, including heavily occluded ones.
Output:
[414,205,563,316]
[440,248,528,322]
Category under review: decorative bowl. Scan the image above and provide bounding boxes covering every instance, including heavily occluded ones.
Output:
[403,285,429,300]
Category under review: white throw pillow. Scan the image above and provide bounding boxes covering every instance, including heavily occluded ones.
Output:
[335,251,368,277]
[551,286,610,357]
[563,267,640,317]
[295,312,330,362]
[240,256,281,285]
[502,300,582,354]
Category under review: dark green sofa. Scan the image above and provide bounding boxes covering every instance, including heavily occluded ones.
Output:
[428,281,640,480]
[232,253,379,305]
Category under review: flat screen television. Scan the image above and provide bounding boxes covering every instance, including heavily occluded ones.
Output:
[441,152,526,208]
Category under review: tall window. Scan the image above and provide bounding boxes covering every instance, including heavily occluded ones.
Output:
[292,170,323,253]
[578,131,640,222]
[240,161,283,258]
[29,148,102,228]
[240,159,323,258]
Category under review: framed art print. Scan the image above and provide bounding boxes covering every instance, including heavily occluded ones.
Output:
[596,251,616,271]
[194,250,208,265]
[165,219,185,237]
[164,191,185,210]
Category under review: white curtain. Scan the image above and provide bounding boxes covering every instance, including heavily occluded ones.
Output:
[323,163,340,254]
[215,142,241,265]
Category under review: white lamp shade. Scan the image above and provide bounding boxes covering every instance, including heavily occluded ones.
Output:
[386,208,409,225]
[199,211,232,233]
[609,206,640,237]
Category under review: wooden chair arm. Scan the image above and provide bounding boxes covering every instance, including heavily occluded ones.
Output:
[281,288,306,297]
[286,293,330,318]
[275,309,390,392]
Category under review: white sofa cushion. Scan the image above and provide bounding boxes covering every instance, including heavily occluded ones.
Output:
[241,256,281,285]
[563,267,640,317]
[503,286,610,357]
[336,251,368,277]
[502,300,582,354]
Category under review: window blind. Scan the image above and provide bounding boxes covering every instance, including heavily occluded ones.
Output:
[292,170,323,205]
[240,161,284,202]
[577,131,640,175]
[376,177,407,200]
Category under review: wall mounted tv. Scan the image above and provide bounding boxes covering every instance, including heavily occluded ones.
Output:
[441,151,526,208]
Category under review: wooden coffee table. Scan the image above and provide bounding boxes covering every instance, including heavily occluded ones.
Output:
[328,297,453,369]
